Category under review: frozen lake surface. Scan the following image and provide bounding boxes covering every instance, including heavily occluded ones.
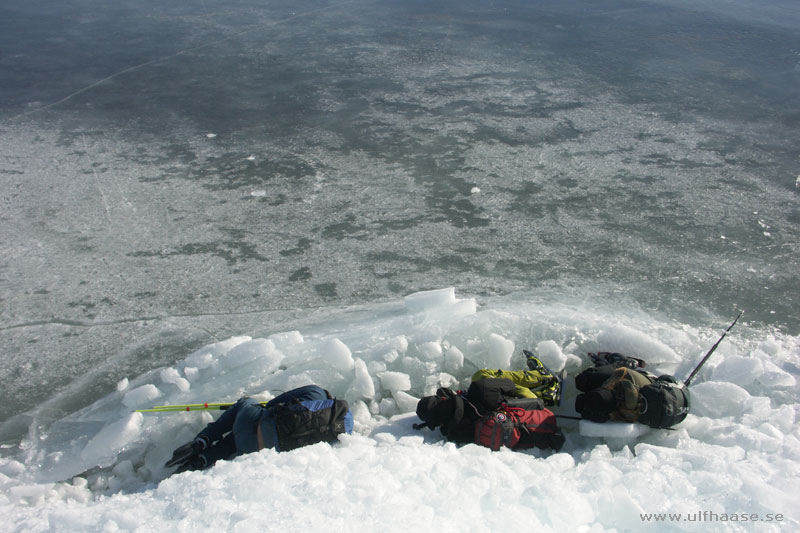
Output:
[1,0,799,530]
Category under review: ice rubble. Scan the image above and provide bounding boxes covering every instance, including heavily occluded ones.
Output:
[2,288,798,532]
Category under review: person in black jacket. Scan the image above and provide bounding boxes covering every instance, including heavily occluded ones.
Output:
[166,385,351,473]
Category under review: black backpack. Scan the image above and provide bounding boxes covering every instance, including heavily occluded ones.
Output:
[414,387,482,444]
[576,353,691,427]
[415,378,520,434]
[464,377,519,409]
[637,376,691,429]
[270,398,353,452]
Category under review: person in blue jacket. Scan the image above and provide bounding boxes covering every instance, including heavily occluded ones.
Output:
[166,385,352,473]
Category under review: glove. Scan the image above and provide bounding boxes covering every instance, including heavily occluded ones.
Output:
[174,454,208,474]
[165,437,209,469]
[655,374,678,384]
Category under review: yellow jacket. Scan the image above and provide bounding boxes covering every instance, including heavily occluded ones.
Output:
[471,368,553,400]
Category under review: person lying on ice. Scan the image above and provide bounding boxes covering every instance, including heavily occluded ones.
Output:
[574,352,690,428]
[575,353,653,422]
[165,384,353,473]
[471,350,564,406]
[413,351,566,451]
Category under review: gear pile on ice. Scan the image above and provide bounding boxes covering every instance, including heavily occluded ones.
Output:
[575,352,690,428]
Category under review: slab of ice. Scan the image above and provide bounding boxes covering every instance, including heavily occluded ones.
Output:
[323,338,354,371]
[378,371,412,392]
[404,288,458,311]
[712,355,763,386]
[465,333,515,369]
[223,338,283,371]
[487,334,515,368]
[269,330,304,350]
[444,345,465,373]
[351,358,376,400]
[424,372,458,396]
[597,325,681,365]
[759,360,797,388]
[160,367,190,392]
[391,390,419,413]
[536,340,567,372]
[188,336,251,360]
[579,420,651,439]
[417,341,443,361]
[121,384,161,408]
[80,413,143,466]
[690,381,752,418]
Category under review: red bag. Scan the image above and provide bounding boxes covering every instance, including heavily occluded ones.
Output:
[474,406,564,451]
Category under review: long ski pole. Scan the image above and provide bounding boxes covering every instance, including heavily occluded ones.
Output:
[135,401,269,413]
[136,403,233,413]
[684,310,744,387]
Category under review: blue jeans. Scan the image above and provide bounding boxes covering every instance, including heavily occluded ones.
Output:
[197,385,330,465]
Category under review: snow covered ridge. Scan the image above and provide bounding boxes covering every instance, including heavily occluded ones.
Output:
[3,288,800,532]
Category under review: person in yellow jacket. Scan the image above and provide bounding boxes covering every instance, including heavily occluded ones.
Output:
[471,351,563,406]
